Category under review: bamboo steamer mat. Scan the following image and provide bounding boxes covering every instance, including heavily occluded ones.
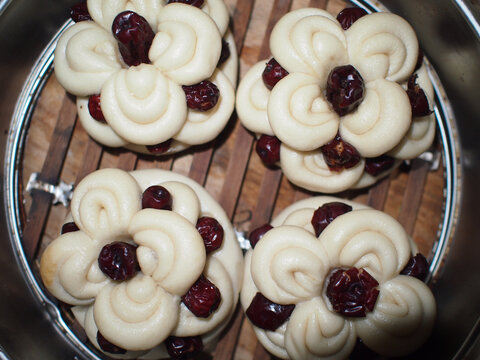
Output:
[19,0,446,359]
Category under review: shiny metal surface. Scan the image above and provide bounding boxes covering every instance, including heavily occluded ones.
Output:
[0,2,91,359]
[0,0,479,359]
[380,2,480,359]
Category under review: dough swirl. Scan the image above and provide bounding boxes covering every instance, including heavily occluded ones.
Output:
[320,209,411,283]
[284,297,356,360]
[268,73,339,151]
[356,276,436,357]
[54,21,122,96]
[173,257,235,336]
[131,209,206,296]
[94,274,179,351]
[40,232,108,305]
[346,12,419,83]
[70,168,141,240]
[235,60,273,136]
[340,79,412,157]
[149,3,221,86]
[251,226,330,305]
[101,64,187,145]
[270,8,344,78]
[280,145,365,194]
[174,69,235,145]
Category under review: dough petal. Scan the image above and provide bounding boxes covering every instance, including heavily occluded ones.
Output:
[174,69,235,145]
[54,21,122,96]
[94,275,179,351]
[280,145,365,193]
[356,276,436,357]
[285,297,356,360]
[340,79,412,157]
[131,209,206,296]
[40,232,109,305]
[149,3,221,85]
[270,8,347,79]
[320,209,411,283]
[251,226,330,304]
[201,0,230,36]
[70,168,141,239]
[268,72,339,151]
[389,113,436,159]
[173,257,235,336]
[87,0,163,31]
[346,12,419,83]
[236,60,273,136]
[101,64,187,145]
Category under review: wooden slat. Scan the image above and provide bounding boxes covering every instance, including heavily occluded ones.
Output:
[189,147,214,185]
[310,0,328,7]
[23,94,77,260]
[214,307,245,360]
[219,126,254,218]
[232,0,256,52]
[249,167,283,229]
[398,159,430,235]
[74,138,103,184]
[116,151,138,171]
[367,175,392,210]
[215,1,296,358]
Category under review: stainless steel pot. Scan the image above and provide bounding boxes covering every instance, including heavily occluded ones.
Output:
[0,0,479,359]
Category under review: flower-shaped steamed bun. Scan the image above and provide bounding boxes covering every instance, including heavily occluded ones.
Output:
[242,196,436,359]
[40,168,243,359]
[55,0,237,156]
[236,7,436,193]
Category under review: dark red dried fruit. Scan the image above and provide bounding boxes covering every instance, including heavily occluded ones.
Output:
[248,224,273,249]
[196,217,224,254]
[326,267,379,317]
[146,139,172,155]
[407,74,432,117]
[364,155,395,177]
[321,134,361,171]
[218,38,231,66]
[311,202,352,237]
[167,0,204,7]
[69,1,92,22]
[112,11,155,67]
[142,185,172,210]
[97,331,127,354]
[256,134,281,166]
[165,336,204,358]
[88,94,106,123]
[326,65,365,116]
[401,253,429,281]
[61,222,79,234]
[246,292,295,331]
[182,275,221,318]
[262,58,289,90]
[183,81,219,111]
[98,242,139,281]
[336,7,368,30]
